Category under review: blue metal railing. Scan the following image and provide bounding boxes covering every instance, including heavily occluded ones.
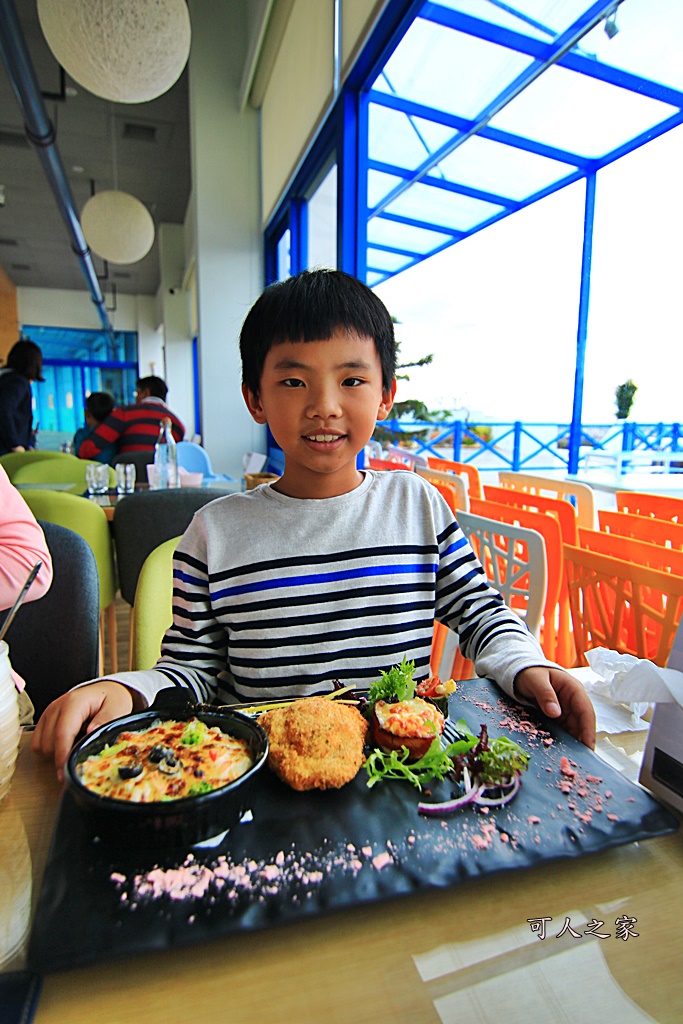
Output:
[266,421,682,476]
[371,420,683,473]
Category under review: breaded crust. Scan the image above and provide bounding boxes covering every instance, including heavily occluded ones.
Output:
[259,697,368,791]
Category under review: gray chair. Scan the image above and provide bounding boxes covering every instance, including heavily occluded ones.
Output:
[112,487,235,607]
[4,520,100,719]
[113,450,155,483]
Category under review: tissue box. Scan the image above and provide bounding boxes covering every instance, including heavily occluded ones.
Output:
[639,701,683,814]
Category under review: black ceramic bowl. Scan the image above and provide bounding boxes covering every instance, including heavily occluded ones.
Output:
[64,706,268,847]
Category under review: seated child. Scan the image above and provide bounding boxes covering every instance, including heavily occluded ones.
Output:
[73,392,117,463]
[33,269,595,777]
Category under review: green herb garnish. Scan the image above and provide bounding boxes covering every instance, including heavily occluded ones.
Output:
[367,656,417,708]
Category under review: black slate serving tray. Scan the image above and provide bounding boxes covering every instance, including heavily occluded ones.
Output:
[28,677,679,973]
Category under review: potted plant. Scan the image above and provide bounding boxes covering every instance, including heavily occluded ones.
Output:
[615,379,637,420]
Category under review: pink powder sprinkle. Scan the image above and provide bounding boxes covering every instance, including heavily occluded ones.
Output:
[527,815,540,825]
[260,865,281,882]
[500,832,510,843]
[361,845,373,858]
[543,737,554,746]
[586,774,602,784]
[607,813,619,821]
[110,872,126,884]
[372,851,393,870]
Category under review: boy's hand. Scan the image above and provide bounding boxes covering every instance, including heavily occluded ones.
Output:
[514,666,596,749]
[31,682,134,781]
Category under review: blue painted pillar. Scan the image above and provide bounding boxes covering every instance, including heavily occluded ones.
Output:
[568,172,596,476]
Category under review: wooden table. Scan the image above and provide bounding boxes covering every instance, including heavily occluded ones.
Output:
[87,481,242,520]
[2,733,682,1024]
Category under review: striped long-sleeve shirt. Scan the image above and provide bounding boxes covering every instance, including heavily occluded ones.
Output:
[77,397,185,460]
[103,470,553,708]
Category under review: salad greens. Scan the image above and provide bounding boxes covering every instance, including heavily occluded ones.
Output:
[364,718,528,791]
[366,656,417,707]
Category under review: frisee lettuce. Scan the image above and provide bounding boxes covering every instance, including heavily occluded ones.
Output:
[367,656,417,707]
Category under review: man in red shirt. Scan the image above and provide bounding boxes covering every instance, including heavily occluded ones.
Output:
[77,376,185,462]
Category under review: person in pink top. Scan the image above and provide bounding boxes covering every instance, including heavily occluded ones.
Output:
[0,464,53,723]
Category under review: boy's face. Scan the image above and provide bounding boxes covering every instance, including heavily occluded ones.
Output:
[243,329,395,499]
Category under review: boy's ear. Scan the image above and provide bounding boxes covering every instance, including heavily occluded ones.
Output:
[376,378,397,422]
[242,383,267,424]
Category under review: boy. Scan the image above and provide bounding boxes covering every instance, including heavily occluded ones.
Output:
[33,270,595,777]
[73,391,116,463]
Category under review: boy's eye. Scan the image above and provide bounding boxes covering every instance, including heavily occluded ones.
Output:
[281,378,305,388]
[343,377,364,387]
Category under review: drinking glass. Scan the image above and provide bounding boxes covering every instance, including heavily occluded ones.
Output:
[85,463,98,494]
[93,463,110,493]
[116,463,136,493]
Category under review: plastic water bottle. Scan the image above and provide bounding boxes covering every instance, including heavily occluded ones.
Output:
[153,417,179,488]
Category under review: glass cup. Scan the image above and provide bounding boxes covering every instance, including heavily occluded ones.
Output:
[86,463,110,494]
[93,463,110,493]
[85,462,98,494]
[116,463,136,493]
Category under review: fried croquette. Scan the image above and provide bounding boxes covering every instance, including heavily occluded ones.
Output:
[258,697,368,791]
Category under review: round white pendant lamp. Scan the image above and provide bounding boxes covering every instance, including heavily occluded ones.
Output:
[37,0,191,104]
[81,191,155,265]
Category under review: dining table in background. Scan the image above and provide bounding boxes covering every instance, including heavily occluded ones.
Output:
[2,724,682,1024]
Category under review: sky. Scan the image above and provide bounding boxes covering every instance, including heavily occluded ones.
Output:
[372,2,683,429]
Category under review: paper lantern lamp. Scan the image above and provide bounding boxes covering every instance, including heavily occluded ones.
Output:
[81,191,155,265]
[37,0,191,104]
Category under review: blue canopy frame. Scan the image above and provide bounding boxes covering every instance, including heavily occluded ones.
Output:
[265,0,683,475]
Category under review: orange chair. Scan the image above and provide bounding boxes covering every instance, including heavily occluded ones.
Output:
[470,497,568,664]
[498,471,595,530]
[483,484,578,546]
[367,457,412,471]
[430,620,452,678]
[577,527,683,658]
[615,491,683,524]
[564,543,683,667]
[427,457,482,500]
[483,483,578,664]
[598,509,683,550]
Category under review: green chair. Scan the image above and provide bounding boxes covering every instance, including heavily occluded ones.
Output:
[0,449,72,481]
[11,457,116,493]
[19,489,119,674]
[131,536,181,671]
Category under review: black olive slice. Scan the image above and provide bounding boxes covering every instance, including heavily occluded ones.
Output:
[149,745,174,763]
[118,762,143,780]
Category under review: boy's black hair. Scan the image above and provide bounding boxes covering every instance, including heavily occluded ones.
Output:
[85,391,115,423]
[240,269,396,396]
[6,339,44,381]
[136,375,168,400]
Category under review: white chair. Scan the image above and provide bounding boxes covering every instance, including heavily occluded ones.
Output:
[431,509,548,682]
[176,441,235,482]
[457,510,547,639]
[498,471,595,530]
[386,444,429,468]
[416,464,469,512]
